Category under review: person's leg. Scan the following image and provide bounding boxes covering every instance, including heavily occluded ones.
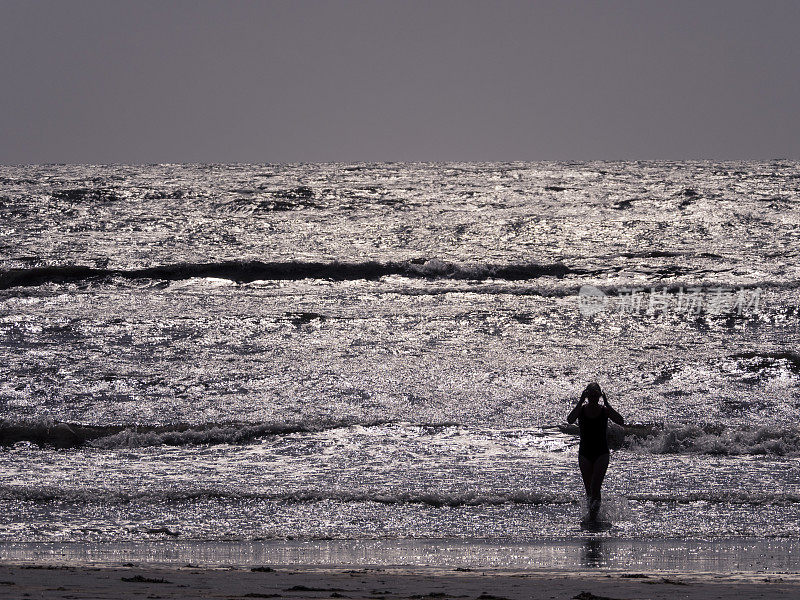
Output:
[588,453,609,519]
[578,454,593,498]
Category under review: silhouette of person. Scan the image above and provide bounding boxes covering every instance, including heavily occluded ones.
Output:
[567,382,624,521]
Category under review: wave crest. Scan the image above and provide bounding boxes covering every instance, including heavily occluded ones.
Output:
[0,418,389,449]
[0,484,573,506]
[626,424,800,456]
[0,259,583,289]
[2,484,797,507]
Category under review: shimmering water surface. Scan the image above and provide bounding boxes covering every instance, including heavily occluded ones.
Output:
[1,162,799,544]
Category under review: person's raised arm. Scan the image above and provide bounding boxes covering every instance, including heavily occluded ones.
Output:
[567,391,586,424]
[601,392,625,425]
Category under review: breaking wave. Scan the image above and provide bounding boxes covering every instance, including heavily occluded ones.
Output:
[0,418,397,449]
[722,350,800,379]
[628,491,800,505]
[625,424,800,456]
[6,418,799,457]
[1,484,798,507]
[6,260,800,302]
[0,485,574,506]
[558,422,800,456]
[0,259,585,289]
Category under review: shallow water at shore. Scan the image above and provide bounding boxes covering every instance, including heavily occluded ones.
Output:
[2,538,800,572]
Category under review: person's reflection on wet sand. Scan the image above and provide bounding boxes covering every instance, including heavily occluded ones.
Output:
[582,537,605,568]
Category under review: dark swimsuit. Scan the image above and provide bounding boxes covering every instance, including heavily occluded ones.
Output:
[578,407,609,461]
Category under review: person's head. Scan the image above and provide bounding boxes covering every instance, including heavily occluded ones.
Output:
[583,382,602,404]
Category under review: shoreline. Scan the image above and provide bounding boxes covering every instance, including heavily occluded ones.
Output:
[1,563,800,600]
[2,537,799,573]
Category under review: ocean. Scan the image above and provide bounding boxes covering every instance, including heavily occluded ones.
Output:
[1,162,799,553]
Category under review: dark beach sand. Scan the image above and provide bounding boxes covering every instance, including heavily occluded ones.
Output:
[1,563,799,600]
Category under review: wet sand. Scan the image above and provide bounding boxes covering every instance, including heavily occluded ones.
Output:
[2,538,799,599]
[1,563,800,600]
[2,538,799,572]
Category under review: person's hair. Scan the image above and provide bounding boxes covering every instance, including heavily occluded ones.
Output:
[583,382,602,401]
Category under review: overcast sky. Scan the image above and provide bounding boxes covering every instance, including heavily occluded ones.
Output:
[1,0,798,163]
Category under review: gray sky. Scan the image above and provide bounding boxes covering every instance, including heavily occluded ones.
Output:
[1,0,798,163]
